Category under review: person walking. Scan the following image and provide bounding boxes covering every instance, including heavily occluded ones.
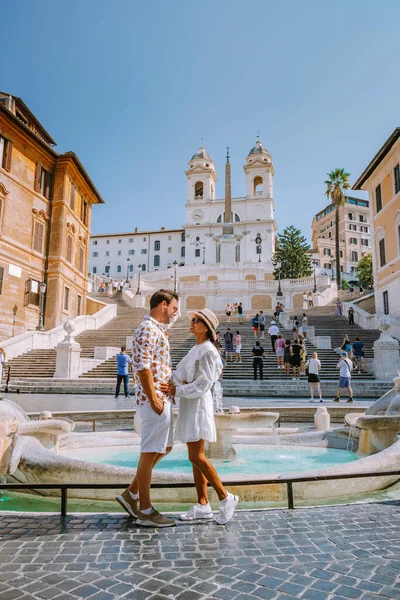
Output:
[237,302,243,324]
[292,316,300,342]
[290,338,302,380]
[268,320,279,353]
[235,331,242,363]
[225,303,232,323]
[307,352,322,401]
[302,292,308,311]
[352,336,364,372]
[333,351,354,403]
[301,313,308,339]
[116,289,179,527]
[252,313,260,338]
[114,347,132,399]
[283,340,291,375]
[0,347,6,388]
[308,291,313,307]
[299,337,307,375]
[259,311,266,338]
[341,334,352,360]
[348,306,355,326]
[252,340,264,380]
[275,334,285,369]
[161,309,238,525]
[223,328,234,362]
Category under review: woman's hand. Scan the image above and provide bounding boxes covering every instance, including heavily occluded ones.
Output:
[160,382,176,397]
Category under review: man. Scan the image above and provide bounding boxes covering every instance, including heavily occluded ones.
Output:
[114,346,132,399]
[259,311,265,338]
[251,340,264,380]
[238,302,243,324]
[333,351,353,403]
[352,336,364,372]
[268,320,280,353]
[116,289,179,527]
[223,327,234,362]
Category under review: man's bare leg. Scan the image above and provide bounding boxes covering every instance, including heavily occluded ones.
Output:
[129,447,172,508]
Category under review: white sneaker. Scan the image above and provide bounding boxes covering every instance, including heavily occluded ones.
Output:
[215,492,239,525]
[179,503,213,521]
[292,377,297,381]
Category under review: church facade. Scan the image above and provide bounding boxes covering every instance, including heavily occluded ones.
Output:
[89,139,276,278]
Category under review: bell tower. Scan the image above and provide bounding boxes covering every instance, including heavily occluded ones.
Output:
[185,146,218,205]
[243,137,274,201]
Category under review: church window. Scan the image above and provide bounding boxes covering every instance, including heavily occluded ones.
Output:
[235,213,240,222]
[154,255,160,267]
[217,215,222,223]
[168,247,172,253]
[142,264,146,271]
[117,265,121,273]
[196,236,200,241]
[154,240,160,251]
[195,249,200,257]
[195,182,203,198]
[181,232,185,242]
[254,176,263,194]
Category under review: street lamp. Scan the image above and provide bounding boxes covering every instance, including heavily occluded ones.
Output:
[312,260,318,293]
[276,261,283,297]
[36,281,47,331]
[126,258,131,284]
[331,259,336,281]
[12,305,18,337]
[202,246,205,265]
[173,260,178,293]
[136,264,142,295]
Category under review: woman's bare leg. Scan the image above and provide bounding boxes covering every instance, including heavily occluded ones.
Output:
[187,440,227,502]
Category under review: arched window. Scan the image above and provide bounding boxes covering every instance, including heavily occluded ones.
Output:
[105,265,110,274]
[195,181,203,198]
[154,240,160,251]
[92,266,97,274]
[116,265,121,273]
[129,264,133,272]
[254,176,263,194]
[154,255,160,267]
[142,264,146,271]
[217,212,240,223]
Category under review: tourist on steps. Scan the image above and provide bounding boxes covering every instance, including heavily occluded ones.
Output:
[114,346,132,399]
[307,352,322,401]
[251,340,264,380]
[161,308,239,525]
[333,351,354,403]
[116,289,179,528]
[235,331,242,363]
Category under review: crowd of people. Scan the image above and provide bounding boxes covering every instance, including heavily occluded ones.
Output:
[98,279,126,296]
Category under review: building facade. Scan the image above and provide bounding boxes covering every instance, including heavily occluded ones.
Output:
[353,128,400,319]
[0,92,103,341]
[311,196,371,278]
[90,139,276,279]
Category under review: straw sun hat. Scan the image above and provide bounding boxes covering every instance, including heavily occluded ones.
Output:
[187,308,219,341]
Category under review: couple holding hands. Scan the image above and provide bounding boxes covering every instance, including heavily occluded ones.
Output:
[116,289,238,527]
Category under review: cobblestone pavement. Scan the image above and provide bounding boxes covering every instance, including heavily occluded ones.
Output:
[0,502,400,599]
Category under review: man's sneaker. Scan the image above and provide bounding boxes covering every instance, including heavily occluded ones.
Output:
[332,397,340,402]
[180,503,214,521]
[116,488,139,518]
[346,398,354,403]
[136,509,175,528]
[215,492,239,525]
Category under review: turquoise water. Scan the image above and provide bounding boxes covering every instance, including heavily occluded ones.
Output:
[61,444,359,477]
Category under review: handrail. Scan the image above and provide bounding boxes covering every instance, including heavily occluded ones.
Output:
[1,469,400,517]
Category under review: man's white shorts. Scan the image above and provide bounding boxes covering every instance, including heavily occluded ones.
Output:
[136,401,174,454]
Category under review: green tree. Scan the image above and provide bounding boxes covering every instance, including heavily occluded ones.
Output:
[272,226,312,279]
[324,168,351,286]
[356,252,373,286]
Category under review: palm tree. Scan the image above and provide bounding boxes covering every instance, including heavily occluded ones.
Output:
[324,168,351,286]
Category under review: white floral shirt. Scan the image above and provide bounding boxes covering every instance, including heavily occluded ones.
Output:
[132,315,171,407]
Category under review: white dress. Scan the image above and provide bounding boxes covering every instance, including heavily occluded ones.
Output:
[173,341,223,443]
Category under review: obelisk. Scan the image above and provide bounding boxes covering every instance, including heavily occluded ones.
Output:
[224,147,233,225]
[220,146,237,263]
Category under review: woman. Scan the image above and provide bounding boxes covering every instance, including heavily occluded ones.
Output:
[275,334,285,369]
[225,303,232,323]
[299,337,307,374]
[235,331,242,363]
[302,292,308,311]
[0,347,6,384]
[307,352,322,401]
[253,313,260,338]
[308,292,313,307]
[341,335,352,359]
[161,308,238,525]
[283,340,291,375]
[290,338,302,381]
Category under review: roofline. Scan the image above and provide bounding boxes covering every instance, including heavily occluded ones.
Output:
[59,152,104,204]
[91,228,185,238]
[0,102,58,156]
[313,195,369,219]
[353,128,400,190]
[0,91,56,145]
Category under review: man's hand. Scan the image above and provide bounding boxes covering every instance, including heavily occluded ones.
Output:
[150,396,164,415]
[160,382,176,397]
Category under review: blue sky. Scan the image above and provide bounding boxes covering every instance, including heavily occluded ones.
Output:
[2,0,399,242]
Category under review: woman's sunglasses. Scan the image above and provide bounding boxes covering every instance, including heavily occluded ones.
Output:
[191,317,204,324]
